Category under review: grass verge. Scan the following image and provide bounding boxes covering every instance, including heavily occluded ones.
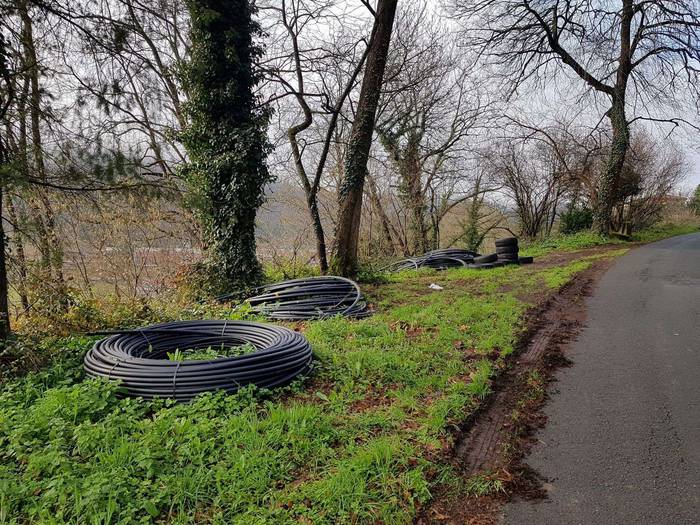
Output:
[520,222,699,258]
[0,230,686,524]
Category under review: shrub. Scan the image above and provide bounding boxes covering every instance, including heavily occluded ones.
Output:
[559,206,594,234]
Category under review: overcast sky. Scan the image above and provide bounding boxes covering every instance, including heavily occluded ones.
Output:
[686,152,700,189]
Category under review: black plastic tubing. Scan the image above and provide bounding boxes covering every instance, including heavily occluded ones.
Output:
[243,276,370,320]
[84,320,313,402]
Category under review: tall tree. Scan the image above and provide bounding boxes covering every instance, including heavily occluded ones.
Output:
[262,0,372,273]
[330,0,398,276]
[454,0,700,234]
[0,30,14,339]
[181,0,272,290]
[17,0,66,290]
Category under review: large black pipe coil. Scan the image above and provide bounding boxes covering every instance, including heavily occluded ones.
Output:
[242,276,370,320]
[84,320,313,402]
[383,248,480,272]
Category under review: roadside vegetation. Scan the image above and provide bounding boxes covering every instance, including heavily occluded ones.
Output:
[1,229,683,524]
[520,222,699,258]
[2,0,700,523]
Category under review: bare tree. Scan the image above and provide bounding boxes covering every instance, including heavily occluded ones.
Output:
[483,138,567,239]
[354,3,501,254]
[0,26,15,338]
[63,0,190,180]
[331,0,398,276]
[612,131,687,232]
[375,9,489,253]
[448,167,505,251]
[454,0,700,233]
[261,0,372,273]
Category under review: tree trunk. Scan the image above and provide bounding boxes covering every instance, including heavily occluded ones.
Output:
[403,143,428,254]
[6,195,30,310]
[594,98,629,234]
[330,0,398,276]
[0,186,10,339]
[366,175,398,256]
[287,120,328,272]
[0,36,11,339]
[307,192,328,272]
[595,0,633,235]
[463,175,484,251]
[377,130,429,256]
[181,0,271,291]
[20,0,66,288]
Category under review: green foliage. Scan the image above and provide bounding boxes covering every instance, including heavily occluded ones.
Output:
[1,255,618,523]
[539,261,592,289]
[263,259,320,283]
[559,206,594,234]
[167,343,256,361]
[180,0,272,293]
[521,222,699,258]
[520,231,616,257]
[13,293,175,337]
[629,222,699,243]
[691,185,700,214]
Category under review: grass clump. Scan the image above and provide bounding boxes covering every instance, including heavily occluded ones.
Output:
[464,472,506,496]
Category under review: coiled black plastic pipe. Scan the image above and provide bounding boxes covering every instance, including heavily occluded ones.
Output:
[84,320,313,402]
[242,276,370,320]
[383,248,480,272]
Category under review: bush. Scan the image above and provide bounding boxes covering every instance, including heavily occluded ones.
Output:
[560,206,594,234]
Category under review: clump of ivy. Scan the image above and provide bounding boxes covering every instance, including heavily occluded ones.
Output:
[180,0,273,294]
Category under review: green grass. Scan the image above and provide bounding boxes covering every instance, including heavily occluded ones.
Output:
[520,222,699,258]
[519,231,619,257]
[0,252,629,524]
[629,222,699,243]
[464,472,506,496]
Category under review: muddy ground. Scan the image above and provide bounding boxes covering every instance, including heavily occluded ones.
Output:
[416,251,618,525]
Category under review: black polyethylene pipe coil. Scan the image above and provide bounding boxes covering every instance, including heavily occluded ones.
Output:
[383,248,479,272]
[424,248,480,259]
[243,276,370,320]
[84,320,313,402]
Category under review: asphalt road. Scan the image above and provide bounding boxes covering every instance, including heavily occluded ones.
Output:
[503,233,700,525]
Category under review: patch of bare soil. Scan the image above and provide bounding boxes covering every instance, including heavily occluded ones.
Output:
[416,256,616,525]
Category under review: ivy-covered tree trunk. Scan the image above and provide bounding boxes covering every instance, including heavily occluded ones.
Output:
[401,141,429,255]
[594,96,630,234]
[378,130,429,256]
[181,0,271,291]
[330,0,398,276]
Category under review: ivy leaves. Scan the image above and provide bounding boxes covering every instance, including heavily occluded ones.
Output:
[180,0,272,293]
